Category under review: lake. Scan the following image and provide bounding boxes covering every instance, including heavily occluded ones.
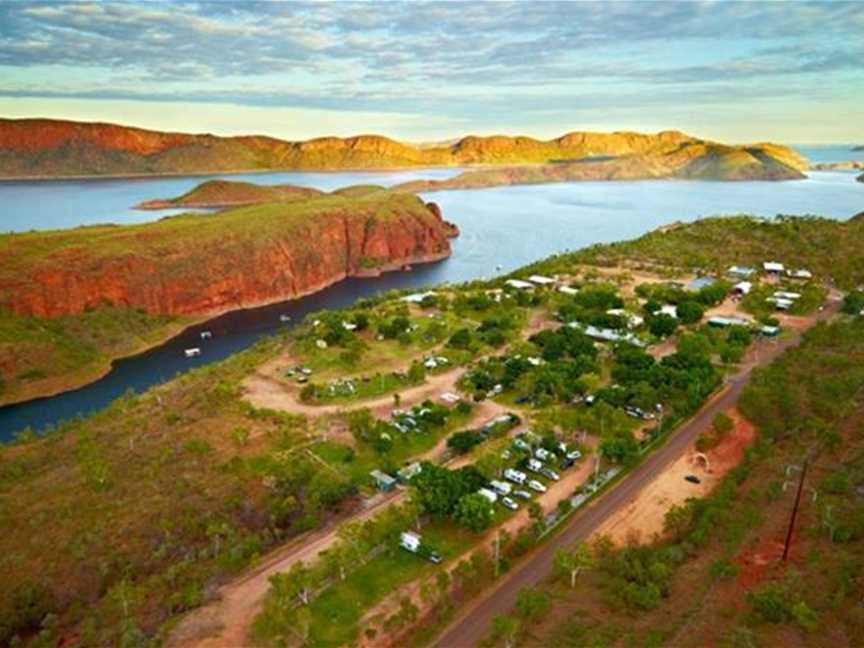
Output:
[1,163,862,439]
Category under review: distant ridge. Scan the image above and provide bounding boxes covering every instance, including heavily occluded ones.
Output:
[0,117,807,180]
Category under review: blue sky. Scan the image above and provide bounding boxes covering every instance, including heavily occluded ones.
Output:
[0,0,862,143]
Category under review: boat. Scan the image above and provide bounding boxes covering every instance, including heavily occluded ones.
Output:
[184,348,202,358]
[200,330,212,340]
[279,314,291,322]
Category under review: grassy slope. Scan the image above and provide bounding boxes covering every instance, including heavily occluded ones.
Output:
[508,317,864,648]
[0,191,435,404]
[0,214,859,646]
[525,215,864,290]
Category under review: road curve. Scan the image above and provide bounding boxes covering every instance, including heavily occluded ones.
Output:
[430,298,841,648]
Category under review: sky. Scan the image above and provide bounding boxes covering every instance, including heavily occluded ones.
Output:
[0,0,862,144]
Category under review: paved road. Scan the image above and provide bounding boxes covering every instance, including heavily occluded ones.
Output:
[431,298,841,648]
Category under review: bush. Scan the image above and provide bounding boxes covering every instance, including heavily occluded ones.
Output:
[676,301,705,325]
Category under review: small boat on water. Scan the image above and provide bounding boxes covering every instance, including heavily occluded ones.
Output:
[279,314,291,323]
[200,330,212,340]
[184,348,202,358]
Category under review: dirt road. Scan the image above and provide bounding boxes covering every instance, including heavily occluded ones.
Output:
[430,297,841,648]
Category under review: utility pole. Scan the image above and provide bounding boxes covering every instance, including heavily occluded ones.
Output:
[783,457,809,561]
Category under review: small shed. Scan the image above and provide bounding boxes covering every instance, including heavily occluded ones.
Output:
[728,265,756,279]
[528,274,556,286]
[732,281,752,295]
[505,279,535,290]
[370,469,397,492]
[558,285,579,295]
[401,291,437,303]
[397,462,423,484]
[786,269,813,280]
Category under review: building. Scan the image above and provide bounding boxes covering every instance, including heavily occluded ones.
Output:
[401,291,437,304]
[732,281,753,295]
[728,265,757,279]
[528,274,556,286]
[570,322,645,347]
[774,291,801,300]
[505,279,534,290]
[766,297,794,310]
[686,276,717,292]
[786,269,813,280]
[659,304,678,319]
[370,470,397,492]
[558,285,579,296]
[607,308,644,328]
[708,316,753,328]
[763,261,785,274]
[760,325,781,337]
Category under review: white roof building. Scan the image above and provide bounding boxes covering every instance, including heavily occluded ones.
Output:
[659,304,678,319]
[505,279,535,290]
[607,308,644,328]
[787,269,813,280]
[763,261,785,273]
[528,274,557,286]
[733,281,753,295]
[728,265,757,278]
[401,291,436,303]
[558,285,579,295]
[774,291,801,300]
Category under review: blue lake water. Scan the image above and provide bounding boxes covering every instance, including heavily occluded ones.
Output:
[1,165,862,439]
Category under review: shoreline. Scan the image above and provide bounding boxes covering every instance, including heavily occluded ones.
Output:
[0,250,451,413]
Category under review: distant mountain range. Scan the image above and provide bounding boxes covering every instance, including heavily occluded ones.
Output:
[0,118,807,181]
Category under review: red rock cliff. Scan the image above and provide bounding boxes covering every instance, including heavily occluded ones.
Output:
[0,193,456,318]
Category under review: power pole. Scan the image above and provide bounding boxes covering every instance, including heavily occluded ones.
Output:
[783,457,808,561]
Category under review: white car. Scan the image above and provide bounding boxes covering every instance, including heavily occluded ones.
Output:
[535,448,552,461]
[504,469,527,485]
[528,479,547,493]
[513,438,531,451]
[501,497,519,511]
[566,450,582,461]
[513,489,532,500]
[527,458,544,473]
[541,467,560,481]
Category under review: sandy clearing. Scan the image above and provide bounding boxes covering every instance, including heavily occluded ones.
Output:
[593,408,755,546]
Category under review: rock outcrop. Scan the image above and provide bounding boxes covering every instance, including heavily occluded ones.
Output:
[0,117,807,180]
[0,192,455,318]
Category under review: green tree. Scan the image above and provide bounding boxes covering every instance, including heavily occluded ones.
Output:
[455,493,494,533]
[492,614,521,648]
[515,587,550,623]
[553,543,594,588]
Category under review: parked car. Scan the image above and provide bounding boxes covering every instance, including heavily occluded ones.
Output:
[527,458,544,473]
[504,468,527,485]
[541,467,560,481]
[490,480,512,496]
[501,497,519,511]
[535,447,552,461]
[513,489,532,500]
[559,457,575,471]
[528,479,547,493]
[513,438,531,451]
[566,450,582,461]
[685,474,701,484]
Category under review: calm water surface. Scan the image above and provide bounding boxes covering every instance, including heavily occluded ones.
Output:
[1,165,861,439]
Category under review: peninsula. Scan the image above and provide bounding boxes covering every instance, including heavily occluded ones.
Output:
[0,118,806,181]
[0,190,456,404]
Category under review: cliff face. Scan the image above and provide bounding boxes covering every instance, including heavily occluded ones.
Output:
[0,117,807,179]
[0,193,455,318]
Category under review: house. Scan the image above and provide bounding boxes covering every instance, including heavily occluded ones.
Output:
[571,322,645,347]
[558,285,579,296]
[686,276,717,292]
[528,274,556,286]
[370,470,397,492]
[439,391,461,404]
[401,291,437,303]
[659,304,678,318]
[786,269,813,280]
[708,316,753,328]
[342,321,358,331]
[505,279,534,290]
[728,265,757,279]
[732,281,753,295]
[763,261,785,274]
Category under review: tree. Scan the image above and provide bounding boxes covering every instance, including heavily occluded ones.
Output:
[528,501,545,536]
[447,430,484,454]
[492,614,521,648]
[448,327,473,349]
[515,587,550,623]
[676,301,705,325]
[647,314,678,338]
[455,493,494,532]
[553,542,594,588]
